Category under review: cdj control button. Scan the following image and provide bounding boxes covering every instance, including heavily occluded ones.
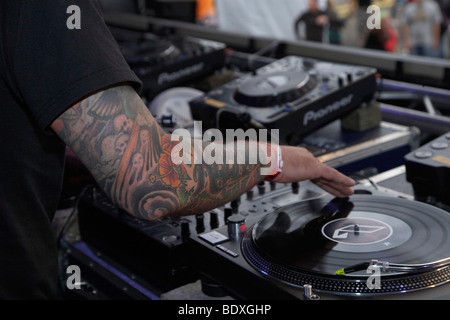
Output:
[414,150,433,159]
[431,142,449,150]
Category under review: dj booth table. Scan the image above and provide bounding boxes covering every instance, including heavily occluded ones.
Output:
[59,119,424,300]
[56,13,450,301]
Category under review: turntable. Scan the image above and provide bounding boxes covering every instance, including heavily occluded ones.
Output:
[189,188,450,300]
[189,56,377,145]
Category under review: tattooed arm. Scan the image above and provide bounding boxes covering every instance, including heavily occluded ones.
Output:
[51,84,263,220]
[51,84,355,220]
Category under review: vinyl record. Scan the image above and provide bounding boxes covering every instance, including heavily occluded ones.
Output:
[242,194,450,295]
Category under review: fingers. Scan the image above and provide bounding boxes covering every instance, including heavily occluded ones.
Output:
[272,145,356,198]
[313,165,356,198]
[313,178,355,198]
[321,165,356,187]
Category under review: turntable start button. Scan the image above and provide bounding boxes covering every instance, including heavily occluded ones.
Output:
[217,245,239,257]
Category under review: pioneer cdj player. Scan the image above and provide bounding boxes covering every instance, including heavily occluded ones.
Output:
[189,56,377,145]
[108,27,226,100]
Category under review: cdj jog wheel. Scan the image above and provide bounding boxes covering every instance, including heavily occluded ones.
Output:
[233,71,318,107]
[241,194,450,296]
[119,39,181,71]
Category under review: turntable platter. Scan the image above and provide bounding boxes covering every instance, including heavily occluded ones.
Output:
[242,194,450,295]
[233,71,317,107]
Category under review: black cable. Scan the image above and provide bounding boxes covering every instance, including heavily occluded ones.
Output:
[56,184,93,248]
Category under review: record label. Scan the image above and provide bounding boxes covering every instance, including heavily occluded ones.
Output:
[321,213,411,252]
[322,216,392,244]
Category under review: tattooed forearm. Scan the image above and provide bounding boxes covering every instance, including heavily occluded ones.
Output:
[52,85,263,220]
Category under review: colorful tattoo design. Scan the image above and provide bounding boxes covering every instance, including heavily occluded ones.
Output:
[52,85,261,220]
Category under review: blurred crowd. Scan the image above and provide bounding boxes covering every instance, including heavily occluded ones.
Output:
[195,0,449,59]
[292,0,450,59]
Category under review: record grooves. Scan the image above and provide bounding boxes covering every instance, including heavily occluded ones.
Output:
[241,194,450,296]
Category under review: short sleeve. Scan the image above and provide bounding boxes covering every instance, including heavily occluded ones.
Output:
[1,0,142,130]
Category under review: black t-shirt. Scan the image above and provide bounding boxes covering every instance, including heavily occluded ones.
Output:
[0,0,141,299]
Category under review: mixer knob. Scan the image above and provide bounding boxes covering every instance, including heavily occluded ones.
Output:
[269,181,276,191]
[181,221,191,241]
[210,211,219,229]
[196,214,205,233]
[258,181,266,195]
[224,208,233,224]
[292,182,299,194]
[346,73,353,83]
[231,197,241,214]
[246,189,254,201]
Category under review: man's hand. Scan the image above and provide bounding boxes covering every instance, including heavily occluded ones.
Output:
[272,145,355,198]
